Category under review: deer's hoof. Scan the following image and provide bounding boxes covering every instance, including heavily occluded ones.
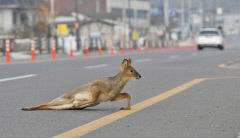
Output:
[120,107,130,110]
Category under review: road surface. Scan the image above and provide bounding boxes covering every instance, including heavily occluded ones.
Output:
[0,35,240,138]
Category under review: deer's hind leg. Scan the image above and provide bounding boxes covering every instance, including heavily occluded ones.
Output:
[22,97,74,110]
[37,100,92,110]
[72,87,100,109]
[74,102,100,109]
[22,102,75,110]
[44,103,75,110]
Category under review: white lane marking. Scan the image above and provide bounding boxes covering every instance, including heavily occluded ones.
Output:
[169,55,180,59]
[190,52,197,56]
[84,64,108,69]
[136,58,151,63]
[0,74,37,82]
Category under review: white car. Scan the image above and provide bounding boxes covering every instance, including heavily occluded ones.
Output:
[196,28,224,50]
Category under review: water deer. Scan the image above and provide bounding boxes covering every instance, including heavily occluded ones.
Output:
[22,58,141,111]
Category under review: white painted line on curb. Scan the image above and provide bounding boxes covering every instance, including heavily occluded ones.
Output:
[0,74,37,82]
[136,58,151,63]
[84,64,108,69]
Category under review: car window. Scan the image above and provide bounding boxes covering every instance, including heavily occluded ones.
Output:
[200,31,219,35]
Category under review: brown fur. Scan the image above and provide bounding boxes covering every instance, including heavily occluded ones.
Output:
[22,59,141,111]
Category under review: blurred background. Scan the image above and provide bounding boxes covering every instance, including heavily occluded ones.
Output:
[0,0,239,58]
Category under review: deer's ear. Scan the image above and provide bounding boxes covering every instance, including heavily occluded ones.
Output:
[121,59,128,72]
[127,58,132,65]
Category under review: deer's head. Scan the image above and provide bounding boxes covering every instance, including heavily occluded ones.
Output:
[121,58,141,80]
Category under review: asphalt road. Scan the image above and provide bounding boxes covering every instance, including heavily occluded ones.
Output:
[0,36,240,138]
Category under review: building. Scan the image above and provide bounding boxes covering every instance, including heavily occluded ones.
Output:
[55,0,107,14]
[79,19,114,49]
[107,0,151,35]
[54,0,151,37]
[0,0,42,37]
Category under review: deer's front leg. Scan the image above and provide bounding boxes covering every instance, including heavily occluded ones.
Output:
[111,93,131,110]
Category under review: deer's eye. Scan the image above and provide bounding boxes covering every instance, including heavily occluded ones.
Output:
[130,70,134,73]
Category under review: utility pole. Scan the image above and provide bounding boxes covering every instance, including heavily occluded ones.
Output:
[75,0,80,51]
[199,1,203,28]
[188,0,192,26]
[181,0,185,31]
[188,0,192,38]
[181,0,185,40]
[163,0,169,28]
[50,0,55,37]
[163,0,169,41]
[49,0,56,54]
[96,0,100,13]
[128,0,132,41]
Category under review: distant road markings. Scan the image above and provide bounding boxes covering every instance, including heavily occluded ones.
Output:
[218,59,240,68]
[136,58,151,63]
[0,74,37,82]
[169,55,180,59]
[54,78,206,138]
[190,52,198,56]
[218,64,227,68]
[206,76,240,80]
[84,64,108,69]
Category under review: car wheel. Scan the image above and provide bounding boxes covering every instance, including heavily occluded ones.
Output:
[198,45,203,50]
[218,45,224,50]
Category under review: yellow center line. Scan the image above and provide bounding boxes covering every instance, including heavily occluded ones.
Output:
[53,78,206,138]
[218,58,240,69]
[204,76,240,80]
[218,64,227,68]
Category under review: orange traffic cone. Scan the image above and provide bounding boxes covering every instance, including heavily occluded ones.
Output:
[31,38,35,62]
[70,39,73,59]
[169,41,172,51]
[152,40,156,53]
[5,38,10,64]
[137,41,142,54]
[51,37,56,60]
[158,41,162,53]
[145,40,149,54]
[111,39,114,56]
[120,40,124,55]
[164,41,167,52]
[129,40,134,55]
[98,40,102,57]
[85,39,89,58]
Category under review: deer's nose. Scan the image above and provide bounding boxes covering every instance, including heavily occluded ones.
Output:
[137,74,141,79]
[136,72,141,79]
